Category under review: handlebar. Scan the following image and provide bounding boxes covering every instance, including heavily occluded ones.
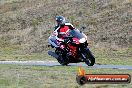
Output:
[63,36,73,39]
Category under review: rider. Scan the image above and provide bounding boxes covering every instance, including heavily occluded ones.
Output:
[49,16,75,49]
[55,16,75,42]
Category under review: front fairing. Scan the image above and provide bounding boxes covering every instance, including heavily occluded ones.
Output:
[69,29,84,39]
[69,29,87,44]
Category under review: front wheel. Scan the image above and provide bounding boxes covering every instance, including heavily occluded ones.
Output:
[81,48,95,66]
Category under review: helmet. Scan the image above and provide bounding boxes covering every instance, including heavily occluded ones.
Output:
[55,16,66,25]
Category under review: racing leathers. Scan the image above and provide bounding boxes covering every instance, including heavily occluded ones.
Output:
[49,22,75,48]
[54,22,75,42]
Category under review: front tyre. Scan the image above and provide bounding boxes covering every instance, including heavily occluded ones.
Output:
[81,48,95,66]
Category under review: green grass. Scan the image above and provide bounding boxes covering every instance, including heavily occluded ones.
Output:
[91,47,132,65]
[0,64,132,88]
[0,45,53,61]
[0,52,53,61]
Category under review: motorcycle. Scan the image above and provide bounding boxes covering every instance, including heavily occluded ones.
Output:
[48,28,95,66]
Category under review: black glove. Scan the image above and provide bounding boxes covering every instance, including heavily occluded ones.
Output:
[64,39,69,44]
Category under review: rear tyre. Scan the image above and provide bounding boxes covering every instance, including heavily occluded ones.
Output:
[58,55,69,66]
[55,48,69,66]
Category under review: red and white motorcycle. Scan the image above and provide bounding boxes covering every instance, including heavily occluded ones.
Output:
[48,28,95,66]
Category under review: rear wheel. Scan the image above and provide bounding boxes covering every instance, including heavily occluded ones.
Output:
[55,49,69,66]
[81,48,95,66]
[58,55,69,66]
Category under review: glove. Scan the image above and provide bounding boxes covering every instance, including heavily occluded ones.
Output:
[64,39,69,44]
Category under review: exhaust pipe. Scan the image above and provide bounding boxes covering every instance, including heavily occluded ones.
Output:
[48,51,59,59]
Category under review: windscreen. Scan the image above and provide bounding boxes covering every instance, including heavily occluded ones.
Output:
[69,29,84,39]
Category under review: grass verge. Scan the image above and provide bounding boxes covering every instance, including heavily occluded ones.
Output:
[0,64,132,88]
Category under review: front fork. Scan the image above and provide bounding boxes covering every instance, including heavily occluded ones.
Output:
[78,47,85,61]
[79,47,90,61]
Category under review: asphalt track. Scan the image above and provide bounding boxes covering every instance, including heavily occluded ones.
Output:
[0,61,132,70]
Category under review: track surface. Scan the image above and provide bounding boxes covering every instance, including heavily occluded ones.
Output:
[0,61,132,70]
